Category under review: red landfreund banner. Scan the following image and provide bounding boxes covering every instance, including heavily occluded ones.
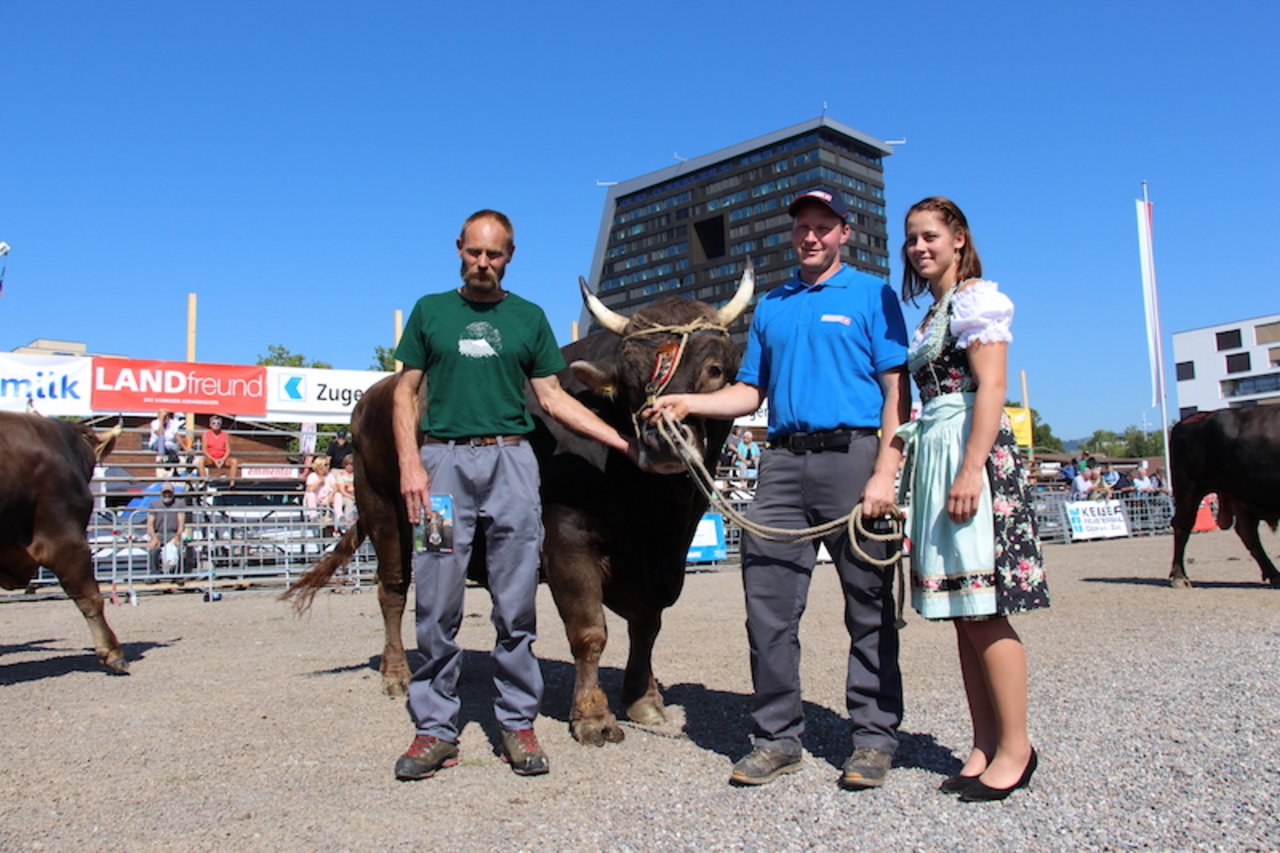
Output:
[92,359,267,415]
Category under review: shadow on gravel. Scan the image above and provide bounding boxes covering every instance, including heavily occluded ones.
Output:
[1082,576,1278,589]
[0,639,166,685]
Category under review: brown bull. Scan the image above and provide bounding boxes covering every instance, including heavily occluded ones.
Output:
[0,413,127,672]
[285,269,752,745]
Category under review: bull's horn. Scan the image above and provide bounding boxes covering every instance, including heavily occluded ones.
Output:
[715,260,756,327]
[93,419,123,460]
[580,276,629,336]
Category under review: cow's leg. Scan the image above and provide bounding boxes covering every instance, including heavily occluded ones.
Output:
[1169,486,1206,589]
[1231,513,1280,586]
[622,606,666,726]
[543,514,624,746]
[48,542,126,673]
[377,577,411,696]
[368,508,412,696]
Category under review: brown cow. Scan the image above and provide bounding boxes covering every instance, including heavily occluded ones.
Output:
[0,413,127,672]
[1168,407,1280,588]
[285,269,751,745]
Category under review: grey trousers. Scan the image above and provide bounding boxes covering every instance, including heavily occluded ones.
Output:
[406,440,544,741]
[741,437,903,756]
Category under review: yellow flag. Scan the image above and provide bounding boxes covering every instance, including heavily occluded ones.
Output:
[1004,407,1033,448]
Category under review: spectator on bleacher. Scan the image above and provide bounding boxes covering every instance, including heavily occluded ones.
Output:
[719,427,743,476]
[1071,467,1110,501]
[328,429,353,471]
[1061,457,1078,483]
[148,409,182,461]
[1100,463,1120,488]
[735,430,762,478]
[332,454,357,525]
[197,415,239,486]
[146,483,189,576]
[304,457,335,520]
[1149,468,1168,493]
[1113,468,1134,493]
[1130,469,1154,493]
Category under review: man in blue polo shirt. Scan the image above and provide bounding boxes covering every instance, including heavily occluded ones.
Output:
[649,186,910,789]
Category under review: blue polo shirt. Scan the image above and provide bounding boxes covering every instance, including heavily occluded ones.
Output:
[737,265,908,439]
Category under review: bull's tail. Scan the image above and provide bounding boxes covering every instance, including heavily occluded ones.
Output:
[280,521,367,613]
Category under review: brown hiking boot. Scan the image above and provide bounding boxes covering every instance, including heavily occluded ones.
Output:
[394,734,459,781]
[840,747,893,789]
[499,728,550,776]
[729,746,804,786]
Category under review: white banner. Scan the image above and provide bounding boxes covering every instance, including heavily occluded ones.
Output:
[263,366,391,423]
[0,353,95,416]
[1065,500,1130,541]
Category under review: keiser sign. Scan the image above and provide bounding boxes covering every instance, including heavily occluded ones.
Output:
[92,359,267,415]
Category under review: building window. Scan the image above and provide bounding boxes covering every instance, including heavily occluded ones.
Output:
[1179,406,1199,420]
[1225,352,1251,374]
[1270,347,1280,368]
[1221,372,1280,398]
[1175,361,1196,381]
[1216,329,1242,350]
[1255,321,1280,345]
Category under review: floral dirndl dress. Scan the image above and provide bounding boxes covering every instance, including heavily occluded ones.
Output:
[898,280,1049,620]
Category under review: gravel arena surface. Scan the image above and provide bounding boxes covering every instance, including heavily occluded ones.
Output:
[2,528,1279,851]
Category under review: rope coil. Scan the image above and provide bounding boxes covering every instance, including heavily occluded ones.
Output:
[652,410,908,628]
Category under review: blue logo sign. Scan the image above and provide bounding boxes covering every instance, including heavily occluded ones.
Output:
[281,375,306,401]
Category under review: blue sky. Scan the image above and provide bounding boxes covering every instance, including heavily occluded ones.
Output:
[2,1,1274,441]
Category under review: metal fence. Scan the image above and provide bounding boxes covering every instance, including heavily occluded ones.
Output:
[20,484,378,600]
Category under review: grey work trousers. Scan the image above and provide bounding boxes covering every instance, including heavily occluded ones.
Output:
[741,437,903,756]
[406,439,544,741]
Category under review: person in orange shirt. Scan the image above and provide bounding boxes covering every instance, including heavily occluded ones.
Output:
[197,415,239,485]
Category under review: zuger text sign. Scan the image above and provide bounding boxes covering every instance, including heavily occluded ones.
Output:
[93,359,267,415]
[266,367,390,418]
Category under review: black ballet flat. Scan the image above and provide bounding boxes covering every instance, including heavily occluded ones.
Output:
[958,748,1038,802]
[938,773,979,795]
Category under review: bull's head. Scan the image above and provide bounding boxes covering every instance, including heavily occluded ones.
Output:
[574,264,754,474]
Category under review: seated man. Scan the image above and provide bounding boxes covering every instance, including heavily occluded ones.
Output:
[197,415,239,485]
[147,483,191,576]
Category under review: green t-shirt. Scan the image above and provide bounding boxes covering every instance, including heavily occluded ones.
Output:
[394,289,566,438]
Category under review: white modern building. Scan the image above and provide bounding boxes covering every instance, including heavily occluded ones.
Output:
[1173,312,1280,418]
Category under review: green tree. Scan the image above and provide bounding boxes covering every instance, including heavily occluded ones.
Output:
[371,345,397,372]
[1080,429,1125,458]
[1120,425,1164,458]
[256,344,332,369]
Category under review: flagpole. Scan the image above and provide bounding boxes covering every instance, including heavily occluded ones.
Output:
[1137,181,1174,485]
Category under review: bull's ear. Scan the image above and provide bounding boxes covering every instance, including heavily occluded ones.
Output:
[570,360,618,400]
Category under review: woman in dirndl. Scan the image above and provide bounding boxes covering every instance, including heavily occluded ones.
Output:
[899,197,1050,802]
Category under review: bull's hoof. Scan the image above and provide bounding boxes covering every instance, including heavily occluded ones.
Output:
[572,716,626,746]
[1170,576,1193,589]
[102,651,129,674]
[625,698,667,726]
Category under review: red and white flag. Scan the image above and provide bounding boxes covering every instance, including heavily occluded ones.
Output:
[1135,198,1165,407]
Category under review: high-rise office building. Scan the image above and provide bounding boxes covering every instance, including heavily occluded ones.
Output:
[583,116,893,338]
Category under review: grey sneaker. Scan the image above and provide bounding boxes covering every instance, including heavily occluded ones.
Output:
[729,746,804,786]
[500,728,550,776]
[841,747,893,789]
[394,734,459,781]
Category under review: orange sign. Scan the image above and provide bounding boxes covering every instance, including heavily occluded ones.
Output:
[92,359,267,415]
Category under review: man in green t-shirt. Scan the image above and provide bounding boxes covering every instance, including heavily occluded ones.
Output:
[391,209,637,782]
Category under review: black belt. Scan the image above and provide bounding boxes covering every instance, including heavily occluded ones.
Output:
[425,435,523,447]
[771,427,876,453]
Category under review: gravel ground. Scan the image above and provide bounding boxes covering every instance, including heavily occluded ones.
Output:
[2,528,1278,852]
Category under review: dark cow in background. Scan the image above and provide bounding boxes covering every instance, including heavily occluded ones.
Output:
[286,268,752,744]
[0,413,127,672]
[1168,407,1280,588]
